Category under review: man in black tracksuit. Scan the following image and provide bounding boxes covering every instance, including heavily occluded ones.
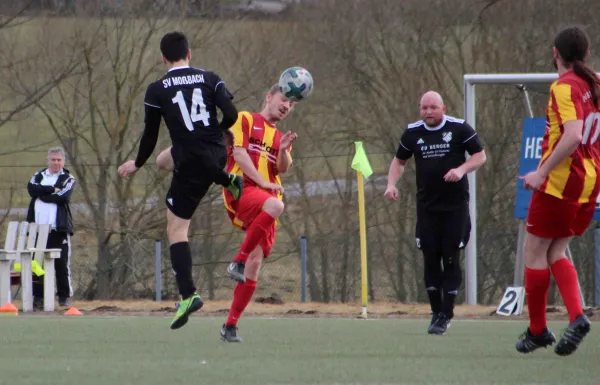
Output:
[384,91,487,335]
[27,147,75,309]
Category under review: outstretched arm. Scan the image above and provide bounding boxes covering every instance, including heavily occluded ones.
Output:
[134,106,162,169]
[387,157,407,187]
[215,83,238,131]
[118,106,161,178]
[385,131,412,200]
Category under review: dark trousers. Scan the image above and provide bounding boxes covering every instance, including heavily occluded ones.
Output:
[33,231,72,299]
[416,204,471,316]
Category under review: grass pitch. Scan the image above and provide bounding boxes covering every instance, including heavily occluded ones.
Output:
[1,316,599,385]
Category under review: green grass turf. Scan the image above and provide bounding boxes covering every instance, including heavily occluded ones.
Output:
[1,316,599,385]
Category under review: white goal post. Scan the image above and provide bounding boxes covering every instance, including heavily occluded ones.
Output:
[462,72,600,305]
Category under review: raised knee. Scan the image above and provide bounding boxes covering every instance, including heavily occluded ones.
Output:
[264,198,284,218]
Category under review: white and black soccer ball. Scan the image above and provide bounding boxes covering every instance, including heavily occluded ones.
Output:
[278,66,314,102]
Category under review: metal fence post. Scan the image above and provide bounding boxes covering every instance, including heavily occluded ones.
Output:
[300,236,307,303]
[155,240,162,302]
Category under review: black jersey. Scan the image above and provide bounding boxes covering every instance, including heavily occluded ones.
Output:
[144,66,233,148]
[395,115,483,211]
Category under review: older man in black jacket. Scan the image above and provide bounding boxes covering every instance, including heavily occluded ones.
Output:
[27,147,75,309]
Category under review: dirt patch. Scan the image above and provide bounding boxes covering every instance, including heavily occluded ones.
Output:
[7,299,599,320]
[254,294,284,305]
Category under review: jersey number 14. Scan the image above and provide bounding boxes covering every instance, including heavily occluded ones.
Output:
[172,88,210,131]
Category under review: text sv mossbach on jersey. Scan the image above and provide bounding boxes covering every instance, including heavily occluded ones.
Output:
[162,74,206,88]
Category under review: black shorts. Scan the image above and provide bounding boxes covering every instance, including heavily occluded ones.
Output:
[166,141,227,220]
[415,204,471,251]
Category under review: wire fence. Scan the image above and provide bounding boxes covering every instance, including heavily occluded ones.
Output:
[2,84,600,306]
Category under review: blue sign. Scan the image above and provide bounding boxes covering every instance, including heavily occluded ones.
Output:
[514,118,546,219]
[515,118,600,220]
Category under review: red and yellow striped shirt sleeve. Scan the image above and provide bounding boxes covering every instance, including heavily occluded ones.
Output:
[550,83,584,124]
[231,112,253,148]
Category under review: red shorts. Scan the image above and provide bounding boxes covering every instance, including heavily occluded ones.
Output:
[224,186,277,258]
[526,190,595,238]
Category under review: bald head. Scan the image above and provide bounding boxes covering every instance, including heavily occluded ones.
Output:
[419,90,446,127]
[420,91,444,107]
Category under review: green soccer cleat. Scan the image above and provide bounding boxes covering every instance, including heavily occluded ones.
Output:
[226,174,244,201]
[170,293,204,330]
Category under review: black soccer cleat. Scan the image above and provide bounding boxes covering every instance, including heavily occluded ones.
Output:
[429,313,451,335]
[427,313,440,334]
[554,315,591,356]
[226,174,244,200]
[227,261,246,283]
[515,328,556,354]
[220,324,243,343]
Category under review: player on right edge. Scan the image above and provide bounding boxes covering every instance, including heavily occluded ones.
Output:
[516,26,599,356]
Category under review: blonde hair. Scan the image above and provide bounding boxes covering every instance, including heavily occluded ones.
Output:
[260,83,282,110]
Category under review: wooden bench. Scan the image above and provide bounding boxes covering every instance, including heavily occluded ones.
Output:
[0,221,62,312]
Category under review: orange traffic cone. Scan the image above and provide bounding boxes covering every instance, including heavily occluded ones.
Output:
[0,302,18,316]
[64,307,82,316]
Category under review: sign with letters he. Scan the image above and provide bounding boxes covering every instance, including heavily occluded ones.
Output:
[515,118,600,220]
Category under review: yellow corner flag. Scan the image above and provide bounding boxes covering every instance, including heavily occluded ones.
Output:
[352,141,372,319]
[351,141,373,179]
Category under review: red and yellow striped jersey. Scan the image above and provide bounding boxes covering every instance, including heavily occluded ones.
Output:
[226,111,289,190]
[539,71,600,203]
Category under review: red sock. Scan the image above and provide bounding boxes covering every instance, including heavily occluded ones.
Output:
[233,212,275,263]
[551,258,583,322]
[525,267,550,335]
[226,278,257,326]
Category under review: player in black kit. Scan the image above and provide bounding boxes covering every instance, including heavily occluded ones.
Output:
[384,91,487,335]
[118,32,243,330]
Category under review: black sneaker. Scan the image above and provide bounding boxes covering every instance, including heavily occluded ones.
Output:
[226,174,244,201]
[220,324,243,343]
[227,262,246,283]
[427,313,440,334]
[58,297,69,307]
[429,313,451,335]
[515,328,556,354]
[554,315,591,356]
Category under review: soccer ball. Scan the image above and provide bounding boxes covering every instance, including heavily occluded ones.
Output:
[278,66,314,102]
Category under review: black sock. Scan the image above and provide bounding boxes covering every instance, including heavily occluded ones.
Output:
[443,290,457,319]
[426,287,443,314]
[170,242,196,299]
